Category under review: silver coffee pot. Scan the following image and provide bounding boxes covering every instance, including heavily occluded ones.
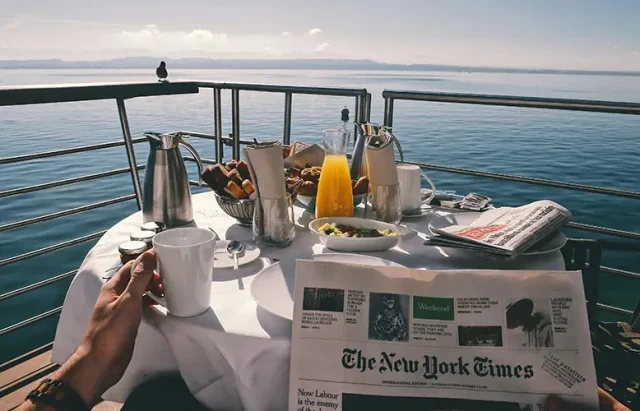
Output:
[142,132,203,228]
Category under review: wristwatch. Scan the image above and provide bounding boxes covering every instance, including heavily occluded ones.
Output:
[26,378,90,411]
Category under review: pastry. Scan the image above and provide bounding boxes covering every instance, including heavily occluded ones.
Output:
[226,160,238,170]
[235,160,251,181]
[209,164,231,186]
[282,146,291,159]
[297,181,318,196]
[352,176,369,195]
[227,169,243,186]
[224,181,248,199]
[201,166,220,191]
[301,167,321,182]
[241,180,255,196]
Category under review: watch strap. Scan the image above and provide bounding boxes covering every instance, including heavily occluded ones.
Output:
[26,378,90,411]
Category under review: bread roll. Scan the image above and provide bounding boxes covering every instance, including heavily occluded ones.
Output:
[241,180,255,196]
[224,181,248,199]
[227,169,243,186]
[235,160,251,181]
[297,181,318,196]
[201,166,220,191]
[353,176,369,195]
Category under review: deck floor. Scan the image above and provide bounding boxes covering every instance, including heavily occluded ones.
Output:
[0,350,122,410]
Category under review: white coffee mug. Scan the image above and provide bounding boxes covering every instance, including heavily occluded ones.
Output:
[131,227,216,317]
[396,163,437,212]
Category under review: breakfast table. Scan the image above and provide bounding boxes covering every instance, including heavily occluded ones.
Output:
[51,191,566,411]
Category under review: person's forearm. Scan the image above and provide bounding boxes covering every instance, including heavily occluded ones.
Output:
[17,345,105,411]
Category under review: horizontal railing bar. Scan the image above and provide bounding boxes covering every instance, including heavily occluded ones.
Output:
[566,222,640,242]
[221,136,256,146]
[179,131,217,141]
[0,307,62,337]
[596,303,633,316]
[0,231,106,268]
[0,166,145,199]
[196,81,368,97]
[0,194,136,232]
[0,270,78,302]
[404,160,640,200]
[0,138,146,165]
[183,156,217,165]
[382,90,640,115]
[601,266,640,280]
[0,343,53,373]
[0,81,200,106]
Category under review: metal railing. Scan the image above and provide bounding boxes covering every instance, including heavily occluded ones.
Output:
[1,82,639,398]
[382,89,640,315]
[0,81,370,375]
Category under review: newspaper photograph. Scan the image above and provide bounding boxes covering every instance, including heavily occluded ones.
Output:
[432,200,572,256]
[288,260,599,411]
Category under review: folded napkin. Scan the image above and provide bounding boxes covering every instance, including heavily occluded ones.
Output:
[365,134,401,222]
[149,309,291,411]
[283,143,325,168]
[243,142,294,243]
[365,133,398,186]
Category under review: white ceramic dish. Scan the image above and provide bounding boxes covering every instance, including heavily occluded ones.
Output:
[309,217,416,252]
[250,253,405,320]
[214,240,261,268]
[428,213,567,255]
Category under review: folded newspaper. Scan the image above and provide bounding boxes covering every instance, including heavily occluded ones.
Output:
[429,200,572,257]
[289,260,599,411]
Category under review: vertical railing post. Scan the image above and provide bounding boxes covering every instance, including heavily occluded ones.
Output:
[354,95,363,147]
[283,92,292,146]
[364,93,372,122]
[383,97,394,128]
[231,89,241,160]
[213,88,223,164]
[116,98,143,210]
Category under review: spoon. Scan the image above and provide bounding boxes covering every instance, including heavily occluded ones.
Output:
[227,240,244,271]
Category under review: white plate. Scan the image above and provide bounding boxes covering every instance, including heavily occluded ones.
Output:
[214,240,261,268]
[428,213,567,255]
[251,254,405,320]
[309,217,416,252]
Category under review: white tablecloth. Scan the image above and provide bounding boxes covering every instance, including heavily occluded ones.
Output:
[52,192,564,410]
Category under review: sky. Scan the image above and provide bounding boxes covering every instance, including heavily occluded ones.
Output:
[1,0,639,70]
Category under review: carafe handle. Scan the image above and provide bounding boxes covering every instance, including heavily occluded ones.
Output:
[179,138,204,185]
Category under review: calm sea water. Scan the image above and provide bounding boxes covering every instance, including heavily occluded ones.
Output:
[1,69,639,363]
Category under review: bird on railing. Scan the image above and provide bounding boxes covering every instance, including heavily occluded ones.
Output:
[156,61,168,82]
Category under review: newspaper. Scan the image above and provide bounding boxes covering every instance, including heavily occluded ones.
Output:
[431,200,572,256]
[288,260,599,411]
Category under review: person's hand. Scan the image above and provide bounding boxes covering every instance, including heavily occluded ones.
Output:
[51,251,157,407]
[545,388,630,411]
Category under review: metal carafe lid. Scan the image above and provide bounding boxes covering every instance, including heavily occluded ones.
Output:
[144,132,182,150]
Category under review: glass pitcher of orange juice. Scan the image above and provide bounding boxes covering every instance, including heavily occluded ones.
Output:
[316,128,354,218]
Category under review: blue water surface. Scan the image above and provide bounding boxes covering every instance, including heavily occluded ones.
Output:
[0,69,639,363]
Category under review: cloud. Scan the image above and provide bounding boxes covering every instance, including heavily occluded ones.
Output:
[118,25,227,51]
[315,42,330,52]
[282,31,291,36]
[308,28,322,36]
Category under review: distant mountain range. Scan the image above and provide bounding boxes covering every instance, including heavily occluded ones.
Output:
[1,57,639,76]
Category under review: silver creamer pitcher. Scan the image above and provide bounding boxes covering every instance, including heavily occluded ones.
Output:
[142,132,203,228]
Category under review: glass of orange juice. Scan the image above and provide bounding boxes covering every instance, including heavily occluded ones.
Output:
[316,128,354,218]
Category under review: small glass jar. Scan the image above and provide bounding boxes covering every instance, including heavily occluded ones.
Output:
[130,230,155,250]
[140,222,164,234]
[118,241,147,264]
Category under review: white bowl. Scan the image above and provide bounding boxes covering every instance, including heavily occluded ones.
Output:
[309,217,416,252]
